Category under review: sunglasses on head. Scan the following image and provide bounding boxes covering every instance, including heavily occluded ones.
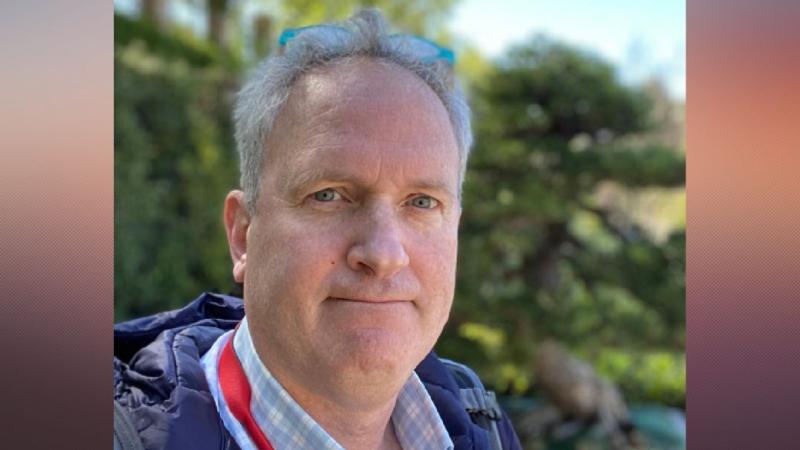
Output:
[277,24,456,66]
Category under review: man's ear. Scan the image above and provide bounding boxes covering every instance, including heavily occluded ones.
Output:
[224,190,251,283]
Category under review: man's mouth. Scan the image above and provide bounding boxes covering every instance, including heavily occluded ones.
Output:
[327,296,411,304]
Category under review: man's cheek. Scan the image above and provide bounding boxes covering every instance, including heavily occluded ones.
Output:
[276,243,331,293]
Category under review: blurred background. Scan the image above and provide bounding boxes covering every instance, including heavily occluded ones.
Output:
[114,1,685,448]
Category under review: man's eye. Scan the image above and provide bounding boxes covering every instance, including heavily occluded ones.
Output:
[408,195,439,209]
[311,188,341,202]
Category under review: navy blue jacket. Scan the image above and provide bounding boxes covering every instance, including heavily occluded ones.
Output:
[114,293,521,450]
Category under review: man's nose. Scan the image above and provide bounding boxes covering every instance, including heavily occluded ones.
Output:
[346,209,410,279]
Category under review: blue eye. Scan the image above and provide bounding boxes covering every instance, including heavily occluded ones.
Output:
[312,188,341,202]
[409,196,439,209]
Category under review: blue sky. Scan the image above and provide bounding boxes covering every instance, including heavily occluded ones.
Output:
[449,0,685,99]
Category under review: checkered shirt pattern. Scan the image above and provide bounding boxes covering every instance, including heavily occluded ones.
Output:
[202,316,454,450]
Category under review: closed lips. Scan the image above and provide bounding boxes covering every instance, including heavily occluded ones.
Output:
[328,297,411,304]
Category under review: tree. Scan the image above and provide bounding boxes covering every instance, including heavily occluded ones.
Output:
[436,37,685,405]
[114,40,239,321]
[141,0,168,30]
[207,0,231,45]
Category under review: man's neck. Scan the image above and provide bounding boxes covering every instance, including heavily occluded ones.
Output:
[270,363,405,450]
[241,320,410,450]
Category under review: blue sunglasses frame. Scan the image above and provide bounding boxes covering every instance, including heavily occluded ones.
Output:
[277,24,456,66]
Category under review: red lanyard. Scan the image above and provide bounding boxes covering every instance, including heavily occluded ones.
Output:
[218,332,276,450]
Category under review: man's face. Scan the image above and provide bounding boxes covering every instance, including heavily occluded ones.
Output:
[232,59,461,396]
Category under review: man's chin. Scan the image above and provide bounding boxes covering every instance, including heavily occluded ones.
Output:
[325,328,418,380]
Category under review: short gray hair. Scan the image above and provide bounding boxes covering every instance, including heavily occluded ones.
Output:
[233,8,473,212]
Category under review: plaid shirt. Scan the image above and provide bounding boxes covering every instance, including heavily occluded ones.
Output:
[202,316,454,450]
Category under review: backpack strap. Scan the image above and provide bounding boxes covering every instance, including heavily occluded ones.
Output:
[440,358,505,450]
[114,400,146,450]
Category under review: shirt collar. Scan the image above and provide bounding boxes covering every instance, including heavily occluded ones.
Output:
[232,316,454,450]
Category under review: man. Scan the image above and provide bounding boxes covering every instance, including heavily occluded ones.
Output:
[114,9,521,450]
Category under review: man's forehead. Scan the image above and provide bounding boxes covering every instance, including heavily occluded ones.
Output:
[265,58,458,165]
[288,58,442,115]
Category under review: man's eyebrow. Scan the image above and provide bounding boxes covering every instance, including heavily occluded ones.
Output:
[408,179,458,199]
[284,166,351,191]
[284,167,457,199]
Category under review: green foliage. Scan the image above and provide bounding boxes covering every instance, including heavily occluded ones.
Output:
[114,41,239,321]
[593,349,686,407]
[484,37,653,139]
[115,13,220,68]
[436,37,685,405]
